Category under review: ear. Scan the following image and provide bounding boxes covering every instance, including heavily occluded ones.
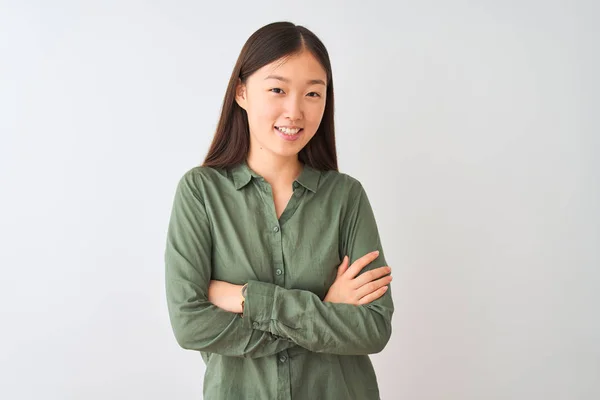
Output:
[235,79,247,110]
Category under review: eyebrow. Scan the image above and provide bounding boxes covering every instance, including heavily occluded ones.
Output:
[264,75,326,86]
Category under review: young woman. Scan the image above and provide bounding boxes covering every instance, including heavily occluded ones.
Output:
[165,21,394,399]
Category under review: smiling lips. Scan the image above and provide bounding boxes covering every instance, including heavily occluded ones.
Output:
[274,126,304,141]
[275,126,303,135]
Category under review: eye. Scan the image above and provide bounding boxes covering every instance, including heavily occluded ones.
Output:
[307,92,321,98]
[269,88,285,94]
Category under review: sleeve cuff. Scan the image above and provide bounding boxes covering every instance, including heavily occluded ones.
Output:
[242,280,276,332]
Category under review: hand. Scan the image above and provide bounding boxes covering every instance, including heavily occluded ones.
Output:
[324,251,392,305]
[208,280,244,313]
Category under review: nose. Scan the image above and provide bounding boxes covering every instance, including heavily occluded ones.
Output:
[284,94,304,122]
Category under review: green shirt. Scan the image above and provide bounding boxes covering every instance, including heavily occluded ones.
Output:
[165,160,394,400]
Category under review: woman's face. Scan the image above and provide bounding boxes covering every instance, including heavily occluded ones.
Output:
[235,50,328,160]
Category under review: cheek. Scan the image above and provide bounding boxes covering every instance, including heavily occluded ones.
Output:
[306,103,326,127]
[248,108,276,132]
[246,95,277,126]
[253,98,280,123]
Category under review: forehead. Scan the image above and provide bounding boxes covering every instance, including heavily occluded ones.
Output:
[252,51,327,83]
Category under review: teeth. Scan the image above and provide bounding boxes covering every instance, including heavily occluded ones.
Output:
[276,126,301,135]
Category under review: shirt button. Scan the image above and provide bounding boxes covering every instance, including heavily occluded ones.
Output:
[252,322,259,328]
[293,182,299,189]
[279,355,287,363]
[275,268,283,276]
[273,226,280,232]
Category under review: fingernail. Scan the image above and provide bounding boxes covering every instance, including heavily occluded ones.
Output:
[373,250,379,255]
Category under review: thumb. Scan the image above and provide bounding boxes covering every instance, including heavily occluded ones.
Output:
[337,255,349,277]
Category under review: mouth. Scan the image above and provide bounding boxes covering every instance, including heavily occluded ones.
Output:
[274,126,304,141]
[275,126,303,135]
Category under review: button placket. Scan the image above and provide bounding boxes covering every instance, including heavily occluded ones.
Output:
[272,223,284,285]
[276,349,291,398]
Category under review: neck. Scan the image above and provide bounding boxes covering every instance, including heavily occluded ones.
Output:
[246,150,303,187]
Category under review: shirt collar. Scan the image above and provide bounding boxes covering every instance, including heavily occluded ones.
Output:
[230,160,321,193]
[230,161,256,190]
[295,163,320,193]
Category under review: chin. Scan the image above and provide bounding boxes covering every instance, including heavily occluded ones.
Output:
[272,148,302,158]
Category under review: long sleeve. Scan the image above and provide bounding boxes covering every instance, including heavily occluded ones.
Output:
[165,170,298,358]
[242,182,394,355]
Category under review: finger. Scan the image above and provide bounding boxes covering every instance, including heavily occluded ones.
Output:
[355,275,393,300]
[345,250,380,279]
[352,266,391,288]
[358,286,389,305]
[336,255,350,277]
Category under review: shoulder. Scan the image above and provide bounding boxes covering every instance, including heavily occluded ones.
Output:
[315,169,371,215]
[179,165,227,182]
[175,165,229,196]
[318,169,366,199]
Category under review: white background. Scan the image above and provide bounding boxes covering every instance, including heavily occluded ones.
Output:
[1,1,598,399]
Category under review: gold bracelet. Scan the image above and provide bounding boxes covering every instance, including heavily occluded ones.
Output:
[240,283,248,317]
